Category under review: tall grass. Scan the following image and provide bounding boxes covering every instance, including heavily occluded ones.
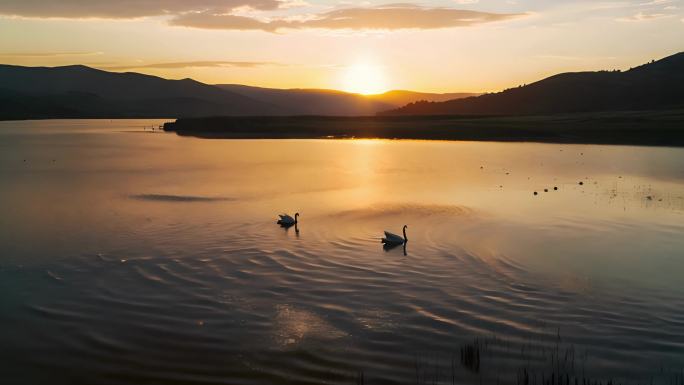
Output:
[352,328,683,385]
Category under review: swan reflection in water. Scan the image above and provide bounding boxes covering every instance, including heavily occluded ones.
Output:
[382,241,407,256]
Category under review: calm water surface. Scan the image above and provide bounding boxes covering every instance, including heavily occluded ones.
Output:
[1,120,683,385]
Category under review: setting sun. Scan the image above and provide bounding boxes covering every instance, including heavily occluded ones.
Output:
[341,62,389,95]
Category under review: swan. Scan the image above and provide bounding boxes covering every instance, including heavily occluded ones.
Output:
[382,225,407,245]
[277,213,299,226]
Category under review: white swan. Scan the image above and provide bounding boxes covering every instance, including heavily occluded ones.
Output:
[382,225,407,245]
[277,213,299,226]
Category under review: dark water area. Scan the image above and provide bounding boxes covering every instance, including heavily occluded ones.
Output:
[1,120,683,385]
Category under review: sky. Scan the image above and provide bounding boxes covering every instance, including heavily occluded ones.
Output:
[0,0,683,93]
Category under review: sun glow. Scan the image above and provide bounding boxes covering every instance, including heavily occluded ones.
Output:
[341,62,389,95]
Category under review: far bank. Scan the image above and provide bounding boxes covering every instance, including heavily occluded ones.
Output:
[164,109,684,147]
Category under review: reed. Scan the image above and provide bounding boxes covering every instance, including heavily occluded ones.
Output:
[351,329,683,385]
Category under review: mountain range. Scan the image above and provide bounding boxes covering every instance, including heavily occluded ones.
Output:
[384,52,684,116]
[216,84,473,116]
[2,52,682,121]
[0,64,474,120]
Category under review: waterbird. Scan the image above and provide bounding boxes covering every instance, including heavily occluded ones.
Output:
[277,213,299,226]
[382,225,408,245]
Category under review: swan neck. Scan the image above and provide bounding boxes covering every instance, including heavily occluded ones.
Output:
[403,227,407,241]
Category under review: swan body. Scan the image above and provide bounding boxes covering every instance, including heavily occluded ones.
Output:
[277,213,299,226]
[382,225,408,245]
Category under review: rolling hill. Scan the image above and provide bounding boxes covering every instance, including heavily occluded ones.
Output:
[384,52,684,116]
[215,85,476,115]
[0,64,281,119]
[0,64,476,120]
[366,90,477,107]
[216,84,392,115]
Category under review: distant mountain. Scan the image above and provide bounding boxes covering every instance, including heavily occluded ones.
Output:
[384,52,684,116]
[0,64,475,120]
[216,84,393,115]
[216,85,477,115]
[366,90,477,107]
[0,64,282,120]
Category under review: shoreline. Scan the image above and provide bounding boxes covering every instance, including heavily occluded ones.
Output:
[163,109,684,147]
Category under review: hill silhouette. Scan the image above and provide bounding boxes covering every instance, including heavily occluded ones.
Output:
[216,84,392,115]
[0,64,282,119]
[384,52,684,116]
[0,64,475,120]
[367,90,476,107]
[215,85,476,115]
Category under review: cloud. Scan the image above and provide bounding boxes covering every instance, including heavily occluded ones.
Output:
[130,194,234,202]
[170,4,524,32]
[638,0,671,5]
[617,11,669,21]
[535,54,617,61]
[0,0,280,18]
[279,0,310,8]
[102,60,279,70]
[169,12,276,31]
[0,51,103,57]
[0,1,524,33]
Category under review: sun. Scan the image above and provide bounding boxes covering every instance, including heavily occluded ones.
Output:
[341,62,389,95]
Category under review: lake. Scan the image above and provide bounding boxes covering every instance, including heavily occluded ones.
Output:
[1,119,683,385]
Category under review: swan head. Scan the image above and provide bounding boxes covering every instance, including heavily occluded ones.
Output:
[295,213,300,221]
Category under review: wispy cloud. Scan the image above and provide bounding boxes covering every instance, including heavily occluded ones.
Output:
[535,54,618,61]
[0,0,281,18]
[617,11,669,21]
[170,4,525,32]
[102,61,280,70]
[638,0,671,5]
[130,194,234,202]
[0,51,103,57]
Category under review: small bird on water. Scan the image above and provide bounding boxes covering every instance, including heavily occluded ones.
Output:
[277,213,299,226]
[382,225,408,245]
